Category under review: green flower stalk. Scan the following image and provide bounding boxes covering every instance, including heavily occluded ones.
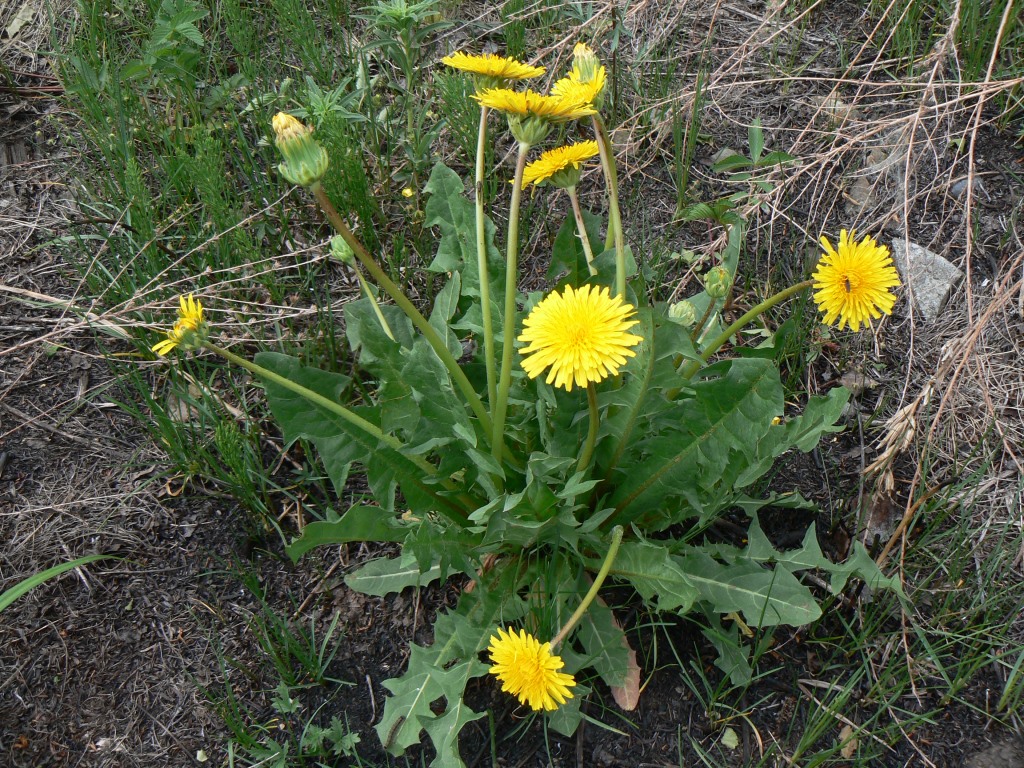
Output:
[677,279,814,381]
[150,294,477,520]
[310,184,494,437]
[550,525,624,649]
[491,142,531,465]
[475,106,497,409]
[331,236,395,342]
[567,187,598,276]
[592,116,626,298]
[519,141,602,277]
[576,383,600,473]
[206,341,473,522]
[442,52,549,413]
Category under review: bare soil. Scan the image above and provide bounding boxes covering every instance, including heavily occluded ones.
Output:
[3,0,1024,766]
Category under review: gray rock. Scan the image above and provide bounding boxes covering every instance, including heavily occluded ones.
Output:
[890,239,964,320]
[966,739,1024,768]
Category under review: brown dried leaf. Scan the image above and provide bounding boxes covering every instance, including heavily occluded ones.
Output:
[839,723,858,758]
[611,644,641,710]
[859,487,899,548]
[607,607,641,710]
[839,370,881,397]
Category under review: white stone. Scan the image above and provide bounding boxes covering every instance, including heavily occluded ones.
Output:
[890,239,964,320]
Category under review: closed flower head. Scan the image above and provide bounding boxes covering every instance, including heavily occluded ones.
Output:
[519,284,642,391]
[812,230,901,331]
[271,112,328,188]
[570,42,601,82]
[520,141,599,189]
[487,627,576,711]
[152,294,207,356]
[272,112,307,145]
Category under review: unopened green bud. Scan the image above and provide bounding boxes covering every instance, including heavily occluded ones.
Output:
[272,112,328,188]
[507,115,551,147]
[330,235,355,265]
[571,42,601,84]
[668,299,698,326]
[704,266,732,299]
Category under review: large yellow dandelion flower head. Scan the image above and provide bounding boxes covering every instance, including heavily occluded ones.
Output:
[472,87,597,123]
[812,230,901,331]
[487,627,576,712]
[152,294,207,356]
[441,52,546,86]
[520,140,600,189]
[518,283,642,392]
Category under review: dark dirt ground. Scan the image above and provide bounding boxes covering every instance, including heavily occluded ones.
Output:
[3,0,1024,766]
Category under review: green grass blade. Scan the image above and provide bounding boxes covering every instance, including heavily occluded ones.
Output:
[0,554,114,613]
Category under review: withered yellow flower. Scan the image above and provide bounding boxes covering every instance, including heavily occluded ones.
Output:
[570,42,601,81]
[271,112,308,145]
[271,112,328,187]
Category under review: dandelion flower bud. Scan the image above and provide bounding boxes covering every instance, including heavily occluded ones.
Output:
[272,112,328,188]
[571,42,601,84]
[668,299,698,327]
[330,236,355,266]
[704,266,732,299]
[551,43,606,111]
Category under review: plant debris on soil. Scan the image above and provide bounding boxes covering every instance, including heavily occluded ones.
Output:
[3,0,1024,766]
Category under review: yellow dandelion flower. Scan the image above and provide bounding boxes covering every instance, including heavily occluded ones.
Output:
[518,284,642,391]
[472,88,597,122]
[441,52,545,81]
[152,294,206,356]
[812,230,901,331]
[550,65,606,109]
[520,140,600,188]
[487,627,576,712]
